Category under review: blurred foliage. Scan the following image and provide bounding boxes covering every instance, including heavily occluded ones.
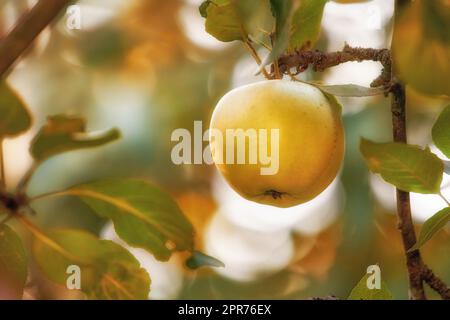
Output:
[348,271,392,300]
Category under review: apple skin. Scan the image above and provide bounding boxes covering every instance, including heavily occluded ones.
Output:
[209,80,345,208]
[333,0,369,3]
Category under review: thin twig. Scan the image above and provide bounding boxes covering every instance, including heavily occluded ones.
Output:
[0,0,72,77]
[273,59,281,80]
[390,82,426,300]
[0,139,5,189]
[244,40,271,80]
[438,191,450,207]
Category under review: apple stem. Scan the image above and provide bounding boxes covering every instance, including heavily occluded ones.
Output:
[422,265,450,299]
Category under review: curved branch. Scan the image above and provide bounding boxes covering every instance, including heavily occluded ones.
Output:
[0,0,72,77]
[390,82,426,300]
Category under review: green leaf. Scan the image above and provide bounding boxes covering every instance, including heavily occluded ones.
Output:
[410,208,450,251]
[0,82,32,138]
[332,0,369,3]
[259,0,293,69]
[203,0,245,42]
[186,251,225,269]
[348,273,392,300]
[360,138,444,194]
[432,105,450,158]
[235,0,273,38]
[0,224,27,299]
[392,0,450,95]
[313,83,384,97]
[60,179,194,261]
[290,0,328,51]
[32,228,150,300]
[30,115,120,162]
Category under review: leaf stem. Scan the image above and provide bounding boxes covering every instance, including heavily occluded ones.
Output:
[273,59,281,80]
[275,44,392,88]
[276,41,450,299]
[276,37,450,299]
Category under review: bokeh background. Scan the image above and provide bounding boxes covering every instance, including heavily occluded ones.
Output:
[1,0,449,299]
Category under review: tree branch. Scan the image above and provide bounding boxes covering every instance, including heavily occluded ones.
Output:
[0,0,72,77]
[389,82,426,300]
[275,45,450,299]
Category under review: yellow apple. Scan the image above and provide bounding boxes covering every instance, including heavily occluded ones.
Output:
[209,80,344,208]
